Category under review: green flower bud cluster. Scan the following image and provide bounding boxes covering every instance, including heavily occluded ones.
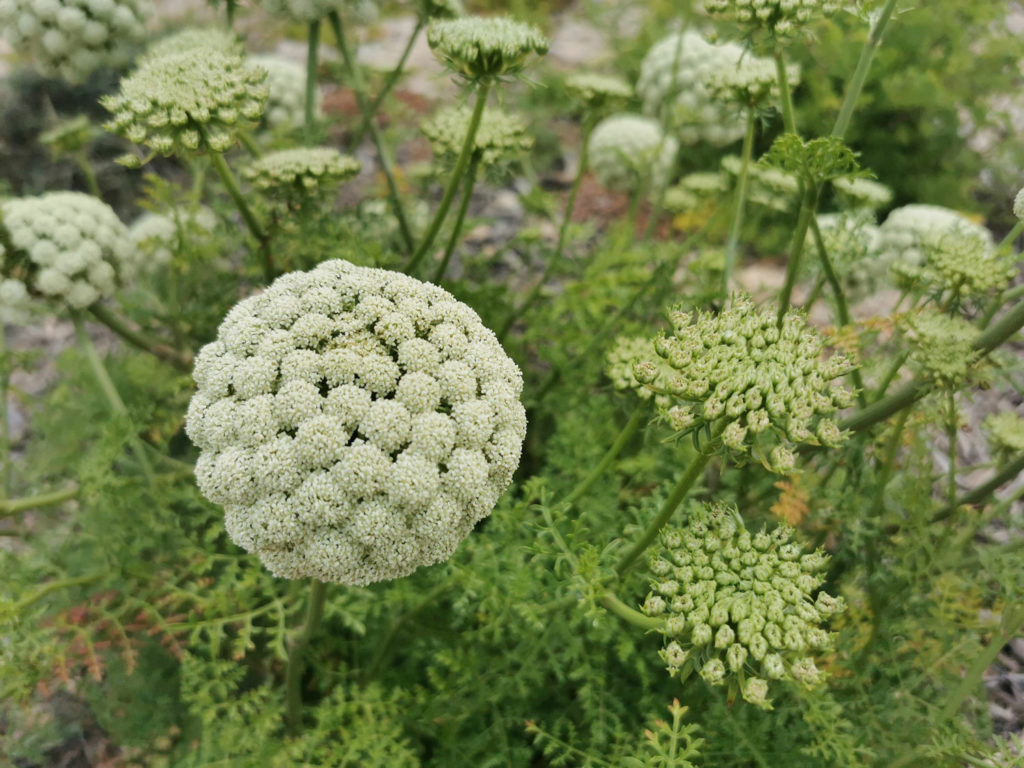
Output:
[419,0,463,19]
[640,296,855,471]
[606,336,673,409]
[0,0,150,83]
[891,226,1014,299]
[185,259,527,586]
[878,204,994,272]
[255,0,345,22]
[902,311,978,388]
[102,49,268,161]
[722,155,800,212]
[984,412,1024,462]
[703,52,799,108]
[588,114,679,195]
[244,148,362,208]
[643,503,844,708]
[803,212,883,300]
[1,191,135,310]
[426,16,548,84]
[422,106,532,168]
[129,207,217,268]
[564,72,633,111]
[636,31,747,146]
[702,0,841,34]
[250,55,322,132]
[832,177,893,212]
[144,27,245,62]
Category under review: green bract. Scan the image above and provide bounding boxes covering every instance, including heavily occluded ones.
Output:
[244,148,362,207]
[102,49,268,161]
[588,114,679,194]
[0,0,151,82]
[702,0,841,34]
[639,296,855,470]
[422,106,532,167]
[426,16,548,83]
[643,503,844,708]
[0,191,134,309]
[185,259,527,586]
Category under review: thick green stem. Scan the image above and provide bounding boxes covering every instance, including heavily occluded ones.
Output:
[561,403,648,510]
[206,146,274,282]
[777,182,819,326]
[830,0,900,139]
[981,282,1024,330]
[600,592,663,630]
[329,11,414,256]
[350,18,426,150]
[0,485,79,518]
[71,313,155,483]
[405,81,492,275]
[499,119,594,340]
[88,304,192,372]
[932,452,1024,524]
[431,152,481,283]
[73,153,102,198]
[615,423,724,576]
[774,48,797,135]
[723,107,756,294]
[225,0,235,27]
[305,21,321,144]
[285,580,328,736]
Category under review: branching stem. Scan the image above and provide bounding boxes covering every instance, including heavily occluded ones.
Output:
[432,151,481,283]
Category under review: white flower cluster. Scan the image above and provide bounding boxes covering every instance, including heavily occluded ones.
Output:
[703,0,841,33]
[130,207,217,268]
[1,191,134,309]
[703,52,798,108]
[636,31,747,146]
[250,55,321,132]
[832,177,893,212]
[721,155,800,212]
[588,114,679,194]
[256,0,346,22]
[878,204,994,273]
[186,260,527,586]
[0,0,151,82]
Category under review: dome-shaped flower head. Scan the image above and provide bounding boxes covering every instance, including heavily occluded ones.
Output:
[637,31,747,146]
[102,49,268,163]
[902,311,979,389]
[130,206,217,268]
[244,148,361,209]
[606,336,673,410]
[878,204,994,272]
[588,114,679,195]
[422,106,532,168]
[564,72,632,112]
[144,27,245,62]
[642,503,844,707]
[832,177,893,212]
[637,296,855,472]
[0,191,135,309]
[185,259,527,586]
[703,52,799,108]
[249,55,320,133]
[426,16,548,84]
[255,0,345,22]
[896,230,1014,300]
[702,0,841,34]
[984,412,1024,463]
[0,0,151,83]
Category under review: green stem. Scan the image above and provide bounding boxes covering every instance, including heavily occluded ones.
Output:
[830,0,900,139]
[14,572,103,612]
[329,11,414,255]
[73,153,101,198]
[405,81,492,275]
[614,423,724,576]
[0,485,79,517]
[431,151,481,283]
[205,146,273,282]
[599,592,663,630]
[942,604,1024,721]
[88,304,193,372]
[305,21,321,144]
[71,312,155,483]
[932,452,1024,524]
[723,106,756,294]
[499,118,595,340]
[225,0,235,27]
[560,403,648,510]
[870,351,908,402]
[981,282,1024,330]
[774,48,797,135]
[237,131,262,159]
[285,580,328,736]
[350,18,426,150]
[0,327,10,500]
[777,182,819,326]
[998,220,1024,251]
[946,392,958,505]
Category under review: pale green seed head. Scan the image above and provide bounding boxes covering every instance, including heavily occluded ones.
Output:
[702,0,841,34]
[144,27,245,62]
[244,148,362,207]
[564,72,632,111]
[422,106,532,167]
[427,16,548,84]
